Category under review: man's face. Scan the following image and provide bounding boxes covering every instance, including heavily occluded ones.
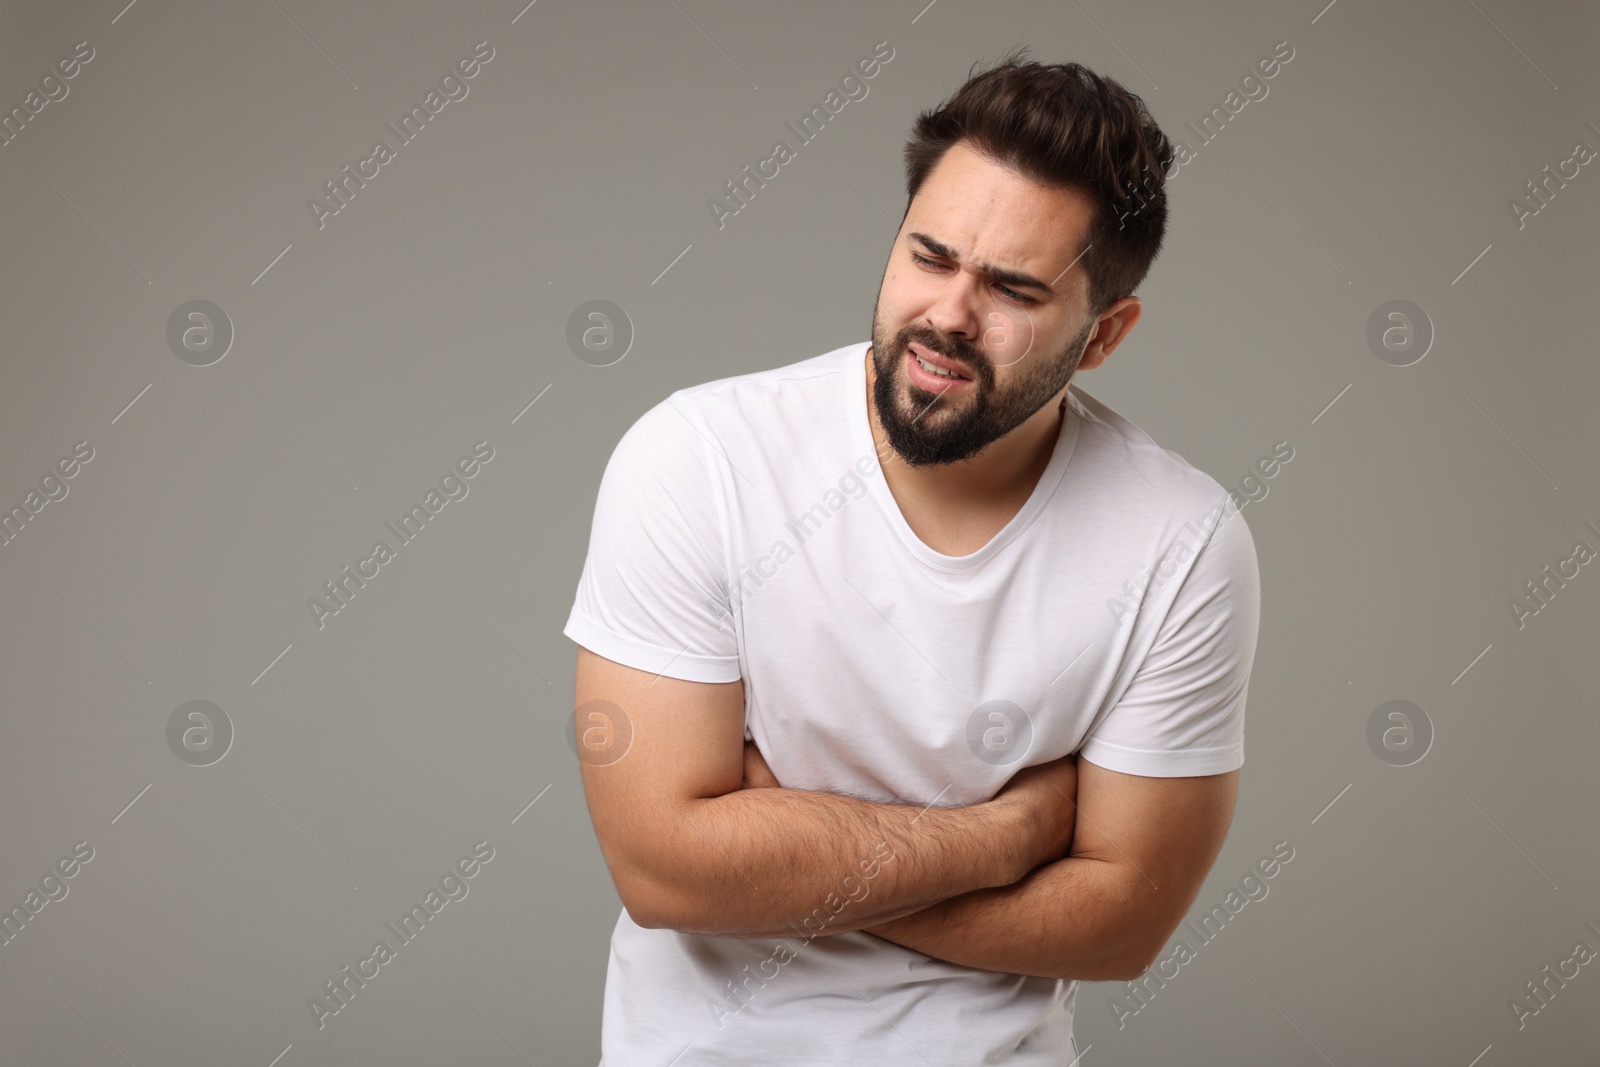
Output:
[870,139,1101,468]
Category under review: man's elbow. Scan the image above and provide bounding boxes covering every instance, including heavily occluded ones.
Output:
[595,837,684,930]
[627,886,745,933]
[1104,923,1180,982]
[1064,950,1152,983]
[620,869,772,935]
[610,860,688,930]
[613,855,725,932]
[625,900,670,930]
[594,806,725,931]
[1109,948,1160,983]
[1062,927,1165,982]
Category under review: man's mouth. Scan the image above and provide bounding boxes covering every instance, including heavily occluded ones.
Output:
[905,343,973,385]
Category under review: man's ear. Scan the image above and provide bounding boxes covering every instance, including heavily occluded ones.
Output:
[1078,296,1142,371]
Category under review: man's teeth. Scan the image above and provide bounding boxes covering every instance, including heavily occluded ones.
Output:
[915,354,963,379]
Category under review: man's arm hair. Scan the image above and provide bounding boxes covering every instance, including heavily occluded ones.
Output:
[574,646,1032,937]
[862,758,1238,981]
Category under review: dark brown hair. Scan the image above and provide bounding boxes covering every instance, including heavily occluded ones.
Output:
[902,47,1174,318]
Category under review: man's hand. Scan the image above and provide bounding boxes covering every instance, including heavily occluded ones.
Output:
[991,752,1080,866]
[742,739,780,789]
[742,742,1081,876]
[741,742,1080,873]
[735,739,1078,936]
[860,759,1240,981]
[738,740,1081,941]
[860,753,1080,945]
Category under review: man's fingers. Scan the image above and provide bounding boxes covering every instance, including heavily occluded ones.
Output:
[742,740,779,788]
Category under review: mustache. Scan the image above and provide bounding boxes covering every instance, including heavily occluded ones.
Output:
[900,329,985,372]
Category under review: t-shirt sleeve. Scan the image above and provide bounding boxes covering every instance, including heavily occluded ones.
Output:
[562,396,742,683]
[1079,498,1261,776]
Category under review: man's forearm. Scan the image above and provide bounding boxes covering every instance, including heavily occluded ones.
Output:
[639,786,1026,938]
[859,854,1147,982]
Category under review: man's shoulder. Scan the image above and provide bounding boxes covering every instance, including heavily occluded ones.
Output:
[628,341,861,446]
[668,341,860,410]
[601,342,862,487]
[1065,385,1233,516]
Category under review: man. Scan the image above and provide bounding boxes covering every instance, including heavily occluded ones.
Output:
[564,50,1260,1064]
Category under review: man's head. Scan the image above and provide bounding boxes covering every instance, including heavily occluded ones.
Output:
[870,50,1174,467]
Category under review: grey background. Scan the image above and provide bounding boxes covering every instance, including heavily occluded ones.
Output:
[1,0,1596,1063]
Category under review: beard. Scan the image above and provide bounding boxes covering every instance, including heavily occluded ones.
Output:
[869,312,1095,468]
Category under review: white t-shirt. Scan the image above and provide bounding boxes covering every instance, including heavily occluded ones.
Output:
[564,339,1260,1065]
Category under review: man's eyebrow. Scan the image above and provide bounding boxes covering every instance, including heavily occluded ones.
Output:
[906,231,1057,297]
